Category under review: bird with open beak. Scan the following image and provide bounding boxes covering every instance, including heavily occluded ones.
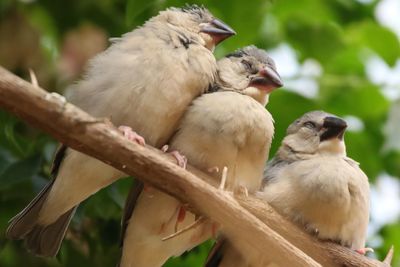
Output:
[119,45,282,267]
[6,4,235,257]
[206,111,370,266]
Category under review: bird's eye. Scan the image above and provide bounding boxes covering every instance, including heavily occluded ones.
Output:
[241,60,252,70]
[303,121,316,129]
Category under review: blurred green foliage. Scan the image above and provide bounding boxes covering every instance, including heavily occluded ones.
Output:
[1,0,400,266]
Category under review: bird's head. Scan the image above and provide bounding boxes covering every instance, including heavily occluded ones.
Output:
[157,5,235,51]
[216,45,283,105]
[283,111,348,156]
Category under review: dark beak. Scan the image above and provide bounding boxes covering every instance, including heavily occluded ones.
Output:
[249,65,283,91]
[200,18,236,45]
[320,116,347,141]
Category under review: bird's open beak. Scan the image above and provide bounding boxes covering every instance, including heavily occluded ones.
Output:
[249,65,283,92]
[200,18,236,45]
[320,116,348,141]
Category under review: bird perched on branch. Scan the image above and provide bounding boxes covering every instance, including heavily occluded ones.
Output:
[206,111,370,266]
[119,45,282,267]
[6,5,235,257]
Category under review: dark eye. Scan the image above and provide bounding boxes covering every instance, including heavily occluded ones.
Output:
[241,60,252,70]
[303,121,316,129]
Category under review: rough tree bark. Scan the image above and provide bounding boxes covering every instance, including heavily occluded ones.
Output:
[0,66,392,267]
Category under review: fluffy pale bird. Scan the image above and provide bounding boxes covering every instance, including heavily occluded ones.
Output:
[6,5,235,257]
[207,111,370,266]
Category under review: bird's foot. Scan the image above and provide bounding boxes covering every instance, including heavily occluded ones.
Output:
[170,151,187,168]
[118,126,146,145]
[161,145,187,168]
[356,247,374,255]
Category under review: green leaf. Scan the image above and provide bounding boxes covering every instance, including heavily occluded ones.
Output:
[319,81,389,120]
[346,21,400,66]
[383,151,400,178]
[83,186,121,220]
[285,19,345,63]
[126,0,158,28]
[272,0,336,24]
[107,177,133,208]
[326,45,365,75]
[0,155,42,190]
[0,148,13,174]
[24,5,60,61]
[345,131,382,180]
[165,240,214,267]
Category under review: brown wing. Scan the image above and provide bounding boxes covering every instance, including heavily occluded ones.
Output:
[120,179,144,246]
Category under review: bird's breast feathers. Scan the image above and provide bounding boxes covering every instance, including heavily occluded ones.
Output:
[187,91,274,147]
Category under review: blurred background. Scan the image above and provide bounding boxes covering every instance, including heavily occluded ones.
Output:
[0,0,400,266]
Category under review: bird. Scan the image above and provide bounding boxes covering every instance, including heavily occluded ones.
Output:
[119,45,282,267]
[6,4,235,257]
[206,111,370,266]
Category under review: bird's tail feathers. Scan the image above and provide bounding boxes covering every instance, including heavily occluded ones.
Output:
[6,180,76,257]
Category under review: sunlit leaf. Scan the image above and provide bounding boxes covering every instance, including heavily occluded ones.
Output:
[346,21,400,66]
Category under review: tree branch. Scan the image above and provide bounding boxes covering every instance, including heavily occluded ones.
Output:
[237,196,391,267]
[0,66,391,267]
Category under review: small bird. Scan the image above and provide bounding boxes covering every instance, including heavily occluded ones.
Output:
[206,111,370,266]
[6,5,235,257]
[119,45,282,267]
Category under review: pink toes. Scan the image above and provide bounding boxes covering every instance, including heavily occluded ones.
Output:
[118,125,146,146]
[355,247,374,255]
[169,150,187,168]
[161,145,187,168]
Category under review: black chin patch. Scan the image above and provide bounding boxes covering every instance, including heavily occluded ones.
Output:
[320,116,347,141]
[320,128,345,141]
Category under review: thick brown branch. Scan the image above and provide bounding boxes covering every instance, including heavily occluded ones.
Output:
[237,196,391,267]
[0,67,319,266]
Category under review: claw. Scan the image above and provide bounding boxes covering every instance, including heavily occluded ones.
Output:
[161,144,169,152]
[355,247,374,255]
[118,126,146,146]
[208,166,220,173]
[169,150,187,168]
[161,146,187,168]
